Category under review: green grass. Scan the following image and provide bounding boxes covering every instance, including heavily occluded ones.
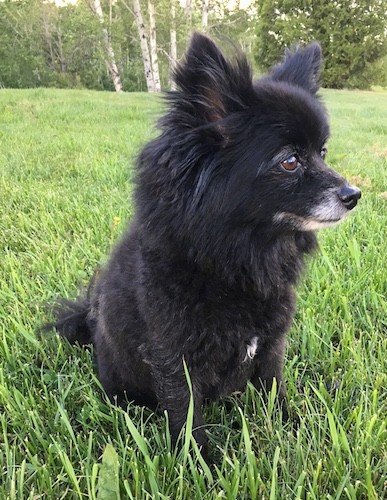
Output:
[0,88,386,499]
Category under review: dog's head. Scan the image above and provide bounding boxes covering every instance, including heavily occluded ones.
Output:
[169,33,360,233]
[257,44,361,231]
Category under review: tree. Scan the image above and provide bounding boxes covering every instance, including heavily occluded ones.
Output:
[0,0,47,87]
[169,0,177,90]
[202,0,209,29]
[88,0,123,92]
[131,0,161,91]
[255,0,387,89]
[0,0,121,90]
[207,1,257,55]
[0,0,260,91]
[148,0,161,91]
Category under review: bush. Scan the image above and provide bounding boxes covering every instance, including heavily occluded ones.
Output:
[255,0,387,89]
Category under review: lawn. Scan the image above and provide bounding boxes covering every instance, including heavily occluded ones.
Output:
[0,88,386,499]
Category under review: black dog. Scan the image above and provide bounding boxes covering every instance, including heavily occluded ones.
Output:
[50,34,360,458]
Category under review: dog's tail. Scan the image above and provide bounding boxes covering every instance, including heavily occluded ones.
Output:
[45,298,94,345]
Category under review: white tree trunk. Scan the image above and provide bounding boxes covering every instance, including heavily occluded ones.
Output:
[185,0,192,23]
[148,0,161,92]
[89,0,123,92]
[132,0,156,92]
[202,0,209,30]
[170,0,177,90]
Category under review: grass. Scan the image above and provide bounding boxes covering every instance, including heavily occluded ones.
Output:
[0,87,386,499]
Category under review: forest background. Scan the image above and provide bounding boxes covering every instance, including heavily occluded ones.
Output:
[1,0,386,92]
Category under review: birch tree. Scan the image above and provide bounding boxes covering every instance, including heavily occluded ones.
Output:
[147,0,161,91]
[169,0,177,90]
[202,0,209,30]
[131,0,157,91]
[89,0,122,92]
[185,0,192,24]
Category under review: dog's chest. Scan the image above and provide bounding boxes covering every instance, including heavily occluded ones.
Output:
[243,335,259,362]
[197,331,262,400]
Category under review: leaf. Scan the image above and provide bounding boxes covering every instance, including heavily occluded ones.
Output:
[97,444,120,500]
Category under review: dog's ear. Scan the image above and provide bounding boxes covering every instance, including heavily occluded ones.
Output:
[172,33,253,124]
[269,43,322,94]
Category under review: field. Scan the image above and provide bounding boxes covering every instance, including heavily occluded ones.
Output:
[0,88,386,499]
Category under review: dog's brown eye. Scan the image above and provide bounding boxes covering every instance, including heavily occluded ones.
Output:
[281,155,300,171]
[320,147,327,159]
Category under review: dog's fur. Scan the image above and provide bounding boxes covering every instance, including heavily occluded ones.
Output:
[50,34,360,458]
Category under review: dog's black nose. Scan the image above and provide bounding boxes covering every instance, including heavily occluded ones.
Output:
[337,186,361,210]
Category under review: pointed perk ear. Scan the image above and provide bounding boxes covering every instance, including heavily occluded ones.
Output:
[172,33,253,124]
[270,42,322,94]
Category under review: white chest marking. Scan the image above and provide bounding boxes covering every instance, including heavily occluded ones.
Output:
[244,336,259,362]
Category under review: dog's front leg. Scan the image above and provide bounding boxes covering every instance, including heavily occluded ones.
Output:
[250,335,288,420]
[151,362,209,459]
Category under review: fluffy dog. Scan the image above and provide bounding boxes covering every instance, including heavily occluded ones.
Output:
[50,33,360,459]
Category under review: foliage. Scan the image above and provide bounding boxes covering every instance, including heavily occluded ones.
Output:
[0,0,386,90]
[0,0,101,88]
[0,0,46,88]
[0,88,386,497]
[255,0,387,89]
[0,0,148,90]
[0,0,259,91]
